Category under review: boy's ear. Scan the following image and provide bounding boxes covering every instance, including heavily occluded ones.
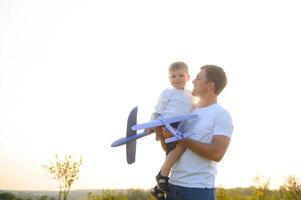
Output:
[187,74,190,81]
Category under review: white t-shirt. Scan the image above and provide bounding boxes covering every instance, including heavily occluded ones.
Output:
[169,103,233,188]
[152,88,193,119]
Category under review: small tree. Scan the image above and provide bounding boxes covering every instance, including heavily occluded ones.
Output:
[280,175,301,200]
[252,175,271,200]
[43,154,83,200]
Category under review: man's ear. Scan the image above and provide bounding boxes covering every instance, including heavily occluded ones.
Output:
[208,82,215,90]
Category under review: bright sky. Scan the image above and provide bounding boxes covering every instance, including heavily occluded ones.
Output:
[1,0,301,191]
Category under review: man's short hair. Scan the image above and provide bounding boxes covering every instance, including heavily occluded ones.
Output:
[201,65,227,95]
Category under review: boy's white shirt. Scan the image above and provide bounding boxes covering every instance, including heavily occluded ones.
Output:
[169,103,233,188]
[152,87,194,119]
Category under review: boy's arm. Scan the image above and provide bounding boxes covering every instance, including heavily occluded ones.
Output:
[154,89,170,116]
[146,89,169,134]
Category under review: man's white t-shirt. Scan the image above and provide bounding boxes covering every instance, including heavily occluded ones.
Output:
[169,103,233,188]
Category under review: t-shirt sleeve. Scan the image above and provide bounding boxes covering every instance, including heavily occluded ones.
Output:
[213,110,233,138]
[154,89,171,115]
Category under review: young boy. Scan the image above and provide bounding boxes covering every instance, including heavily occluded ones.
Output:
[148,62,194,200]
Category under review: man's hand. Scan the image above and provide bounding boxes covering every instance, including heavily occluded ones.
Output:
[154,127,164,141]
[154,127,168,152]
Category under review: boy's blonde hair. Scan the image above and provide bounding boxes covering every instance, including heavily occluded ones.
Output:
[169,62,189,73]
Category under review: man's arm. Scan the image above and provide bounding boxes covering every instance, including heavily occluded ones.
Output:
[180,135,231,162]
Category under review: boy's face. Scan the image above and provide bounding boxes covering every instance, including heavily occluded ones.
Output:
[169,68,190,89]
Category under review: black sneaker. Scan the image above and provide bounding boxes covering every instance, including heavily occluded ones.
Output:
[151,186,166,200]
[156,172,169,192]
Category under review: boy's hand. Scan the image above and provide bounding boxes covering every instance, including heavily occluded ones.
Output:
[144,128,154,135]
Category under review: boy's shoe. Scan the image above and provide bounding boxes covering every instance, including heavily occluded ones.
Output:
[151,186,166,200]
[156,172,169,192]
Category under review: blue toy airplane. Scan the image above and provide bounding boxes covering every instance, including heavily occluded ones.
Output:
[111,107,197,164]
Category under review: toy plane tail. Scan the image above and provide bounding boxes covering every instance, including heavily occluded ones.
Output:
[126,106,138,164]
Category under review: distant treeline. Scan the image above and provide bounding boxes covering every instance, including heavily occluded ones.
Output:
[1,175,300,200]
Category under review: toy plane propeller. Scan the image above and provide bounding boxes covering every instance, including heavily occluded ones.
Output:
[111,107,197,164]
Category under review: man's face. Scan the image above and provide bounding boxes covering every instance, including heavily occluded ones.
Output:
[169,68,190,89]
[192,69,210,97]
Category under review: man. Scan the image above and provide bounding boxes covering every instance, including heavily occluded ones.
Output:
[156,65,233,200]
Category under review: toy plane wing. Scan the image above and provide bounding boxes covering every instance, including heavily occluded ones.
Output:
[131,114,198,131]
[164,131,195,143]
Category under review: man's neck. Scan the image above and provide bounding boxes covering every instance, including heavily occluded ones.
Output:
[199,94,217,107]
